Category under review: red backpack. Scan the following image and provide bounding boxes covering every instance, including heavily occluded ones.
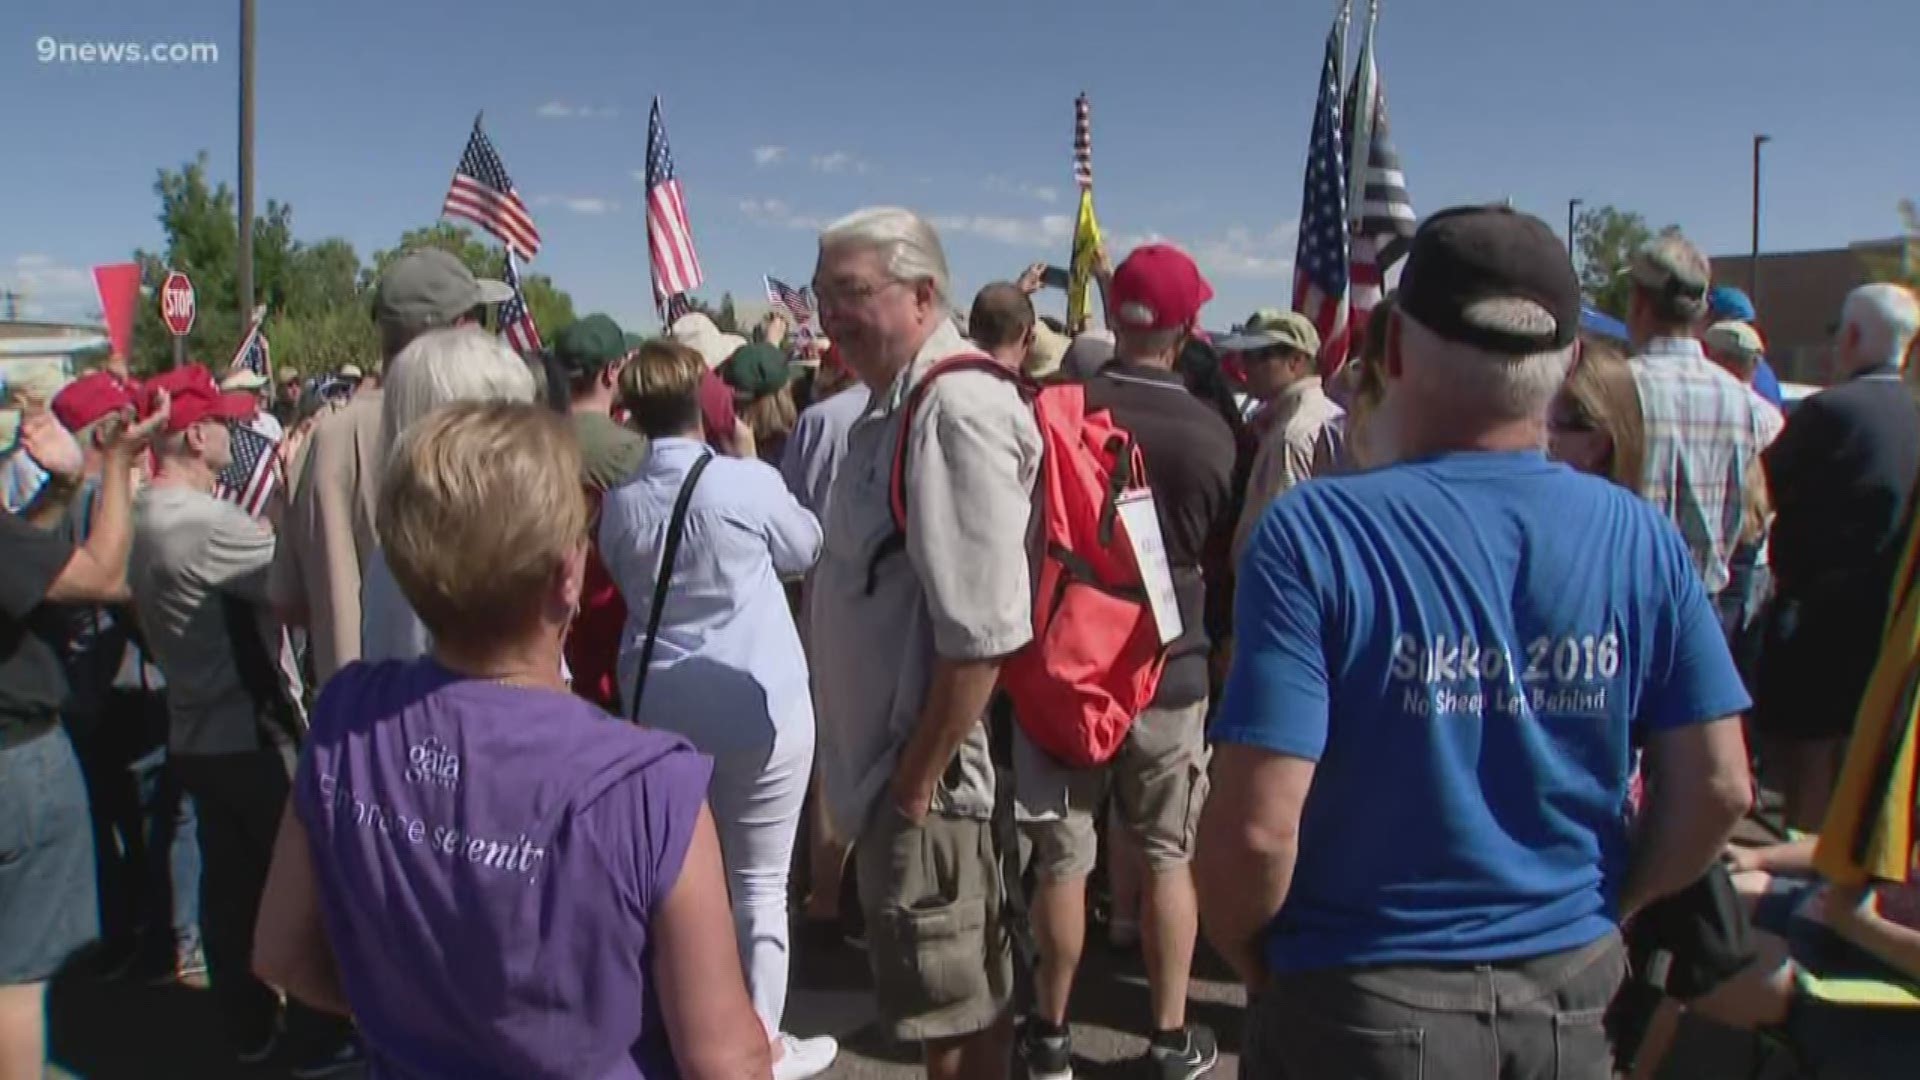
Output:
[875,355,1166,767]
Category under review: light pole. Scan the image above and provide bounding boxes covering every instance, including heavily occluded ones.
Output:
[1567,198,1583,260]
[237,0,257,318]
[1750,134,1770,304]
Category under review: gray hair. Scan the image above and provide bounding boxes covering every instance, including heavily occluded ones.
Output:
[820,207,952,306]
[380,326,538,463]
[1399,307,1574,421]
[1841,283,1920,371]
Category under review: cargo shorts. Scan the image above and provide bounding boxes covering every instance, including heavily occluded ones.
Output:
[1014,698,1211,880]
[856,804,1014,1043]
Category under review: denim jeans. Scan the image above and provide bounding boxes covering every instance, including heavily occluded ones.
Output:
[1244,932,1626,1080]
[0,724,99,984]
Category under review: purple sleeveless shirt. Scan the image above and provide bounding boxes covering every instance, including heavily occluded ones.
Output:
[293,659,712,1079]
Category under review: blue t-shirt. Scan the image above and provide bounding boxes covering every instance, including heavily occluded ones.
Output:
[1215,450,1750,973]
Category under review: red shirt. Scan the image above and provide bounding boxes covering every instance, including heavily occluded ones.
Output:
[699,370,737,450]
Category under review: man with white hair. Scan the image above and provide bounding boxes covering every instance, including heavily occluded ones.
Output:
[359,326,539,664]
[1757,283,1920,831]
[809,207,1041,1080]
[1622,233,1773,629]
[1197,207,1753,1079]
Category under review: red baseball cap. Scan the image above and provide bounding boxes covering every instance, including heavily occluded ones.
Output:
[140,364,257,433]
[1109,244,1214,332]
[51,371,137,433]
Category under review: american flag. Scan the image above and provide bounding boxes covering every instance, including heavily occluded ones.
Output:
[664,293,695,325]
[1073,93,1092,190]
[500,250,542,354]
[1343,2,1415,353]
[214,422,279,518]
[228,306,269,380]
[1294,9,1352,378]
[764,275,815,324]
[441,116,542,261]
[646,98,704,316]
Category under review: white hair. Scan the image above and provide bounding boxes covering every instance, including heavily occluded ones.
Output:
[380,326,538,462]
[1398,307,1575,422]
[1841,283,1920,371]
[820,207,952,306]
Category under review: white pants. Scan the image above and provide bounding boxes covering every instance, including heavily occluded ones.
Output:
[656,709,813,1035]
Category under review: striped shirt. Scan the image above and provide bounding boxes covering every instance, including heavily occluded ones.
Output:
[1630,337,1772,597]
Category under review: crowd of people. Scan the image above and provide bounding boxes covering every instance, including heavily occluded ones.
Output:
[2,199,1919,1080]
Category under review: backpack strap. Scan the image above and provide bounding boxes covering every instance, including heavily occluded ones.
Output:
[863,354,1031,595]
[628,450,714,721]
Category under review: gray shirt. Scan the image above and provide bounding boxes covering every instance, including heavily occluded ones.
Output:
[130,485,283,755]
[809,321,1041,836]
[780,383,872,520]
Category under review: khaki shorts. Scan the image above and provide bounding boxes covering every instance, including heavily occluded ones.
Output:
[856,805,1013,1042]
[1014,698,1211,880]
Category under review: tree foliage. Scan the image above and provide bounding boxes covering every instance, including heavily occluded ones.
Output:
[126,156,575,377]
[1573,205,1674,320]
[1863,199,1920,291]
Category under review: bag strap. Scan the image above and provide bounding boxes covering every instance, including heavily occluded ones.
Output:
[863,355,1030,594]
[629,451,714,721]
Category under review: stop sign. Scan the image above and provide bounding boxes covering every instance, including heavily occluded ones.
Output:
[159,271,195,337]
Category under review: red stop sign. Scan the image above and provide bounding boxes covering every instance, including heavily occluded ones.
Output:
[159,271,196,337]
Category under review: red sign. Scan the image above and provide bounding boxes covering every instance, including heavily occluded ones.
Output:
[159,271,196,337]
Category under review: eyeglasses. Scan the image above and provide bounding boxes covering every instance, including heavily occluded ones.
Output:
[811,278,905,308]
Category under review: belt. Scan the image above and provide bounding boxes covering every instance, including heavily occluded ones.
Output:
[0,715,60,751]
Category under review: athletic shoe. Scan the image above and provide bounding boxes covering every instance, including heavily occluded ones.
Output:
[1134,1025,1218,1080]
[771,1033,838,1080]
[291,1035,366,1078]
[1018,1019,1074,1080]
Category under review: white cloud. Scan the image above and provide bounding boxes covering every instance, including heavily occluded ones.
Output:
[2,254,96,320]
[534,195,620,214]
[738,198,823,232]
[536,101,618,120]
[929,214,1074,248]
[985,175,1060,204]
[809,151,869,175]
[752,145,787,167]
[1108,223,1298,281]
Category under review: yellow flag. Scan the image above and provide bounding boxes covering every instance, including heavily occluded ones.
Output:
[1067,187,1103,331]
[1814,500,1920,887]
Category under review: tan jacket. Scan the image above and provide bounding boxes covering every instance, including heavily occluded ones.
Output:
[268,388,383,684]
[1233,377,1345,564]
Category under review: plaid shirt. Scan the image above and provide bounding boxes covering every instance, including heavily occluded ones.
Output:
[1630,337,1772,598]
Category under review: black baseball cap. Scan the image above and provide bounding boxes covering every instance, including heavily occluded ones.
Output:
[1398,205,1581,355]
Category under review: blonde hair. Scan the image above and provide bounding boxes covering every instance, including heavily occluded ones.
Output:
[1559,338,1646,494]
[377,402,586,647]
[620,339,706,437]
[741,384,797,447]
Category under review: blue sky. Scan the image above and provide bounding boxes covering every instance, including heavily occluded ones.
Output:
[4,0,1915,335]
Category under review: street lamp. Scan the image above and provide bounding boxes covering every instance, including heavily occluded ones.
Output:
[1567,198,1583,261]
[237,0,257,317]
[1750,135,1771,304]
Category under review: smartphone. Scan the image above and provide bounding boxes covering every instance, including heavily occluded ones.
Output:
[1040,265,1071,291]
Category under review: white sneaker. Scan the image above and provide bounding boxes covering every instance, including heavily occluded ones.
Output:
[772,1033,839,1080]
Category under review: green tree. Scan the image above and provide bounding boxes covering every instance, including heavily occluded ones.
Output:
[367,223,576,342]
[1573,205,1675,320]
[129,155,366,376]
[1862,199,1920,290]
[715,292,740,335]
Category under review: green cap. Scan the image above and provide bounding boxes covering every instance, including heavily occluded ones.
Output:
[553,314,630,376]
[720,342,792,398]
[1215,308,1321,356]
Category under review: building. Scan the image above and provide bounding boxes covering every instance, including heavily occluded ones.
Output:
[0,319,110,389]
[1710,237,1912,384]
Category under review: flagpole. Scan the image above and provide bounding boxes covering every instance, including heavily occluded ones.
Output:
[1343,0,1378,234]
